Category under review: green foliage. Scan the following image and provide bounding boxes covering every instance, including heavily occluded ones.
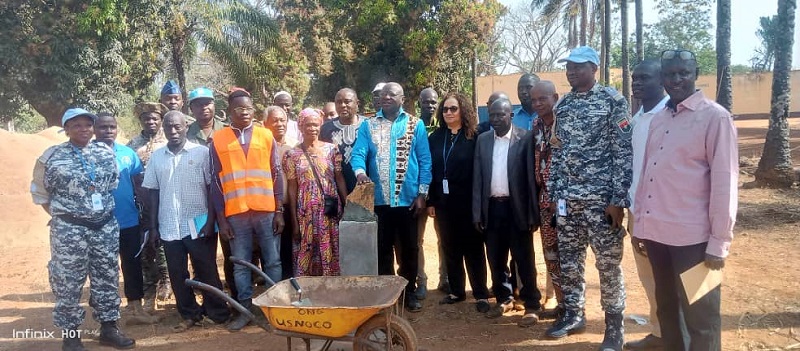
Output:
[610,0,715,74]
[0,0,168,126]
[751,15,779,72]
[272,0,504,111]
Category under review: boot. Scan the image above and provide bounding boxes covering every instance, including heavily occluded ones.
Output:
[128,299,159,325]
[142,296,156,312]
[62,331,86,351]
[98,321,136,349]
[598,312,624,351]
[545,309,586,339]
[227,299,253,331]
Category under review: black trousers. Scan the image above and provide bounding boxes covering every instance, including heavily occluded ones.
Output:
[375,205,419,294]
[219,237,238,302]
[485,199,541,310]
[118,225,144,300]
[643,240,721,351]
[435,205,489,300]
[163,233,230,323]
[280,211,294,280]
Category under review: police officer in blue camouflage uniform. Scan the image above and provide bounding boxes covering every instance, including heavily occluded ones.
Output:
[31,108,136,351]
[544,47,632,351]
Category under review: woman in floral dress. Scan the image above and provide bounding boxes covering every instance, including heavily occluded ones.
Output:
[284,108,348,276]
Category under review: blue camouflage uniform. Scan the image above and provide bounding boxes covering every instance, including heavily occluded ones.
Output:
[547,83,632,316]
[31,141,121,330]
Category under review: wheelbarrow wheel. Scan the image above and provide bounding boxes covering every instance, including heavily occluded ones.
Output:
[353,314,417,351]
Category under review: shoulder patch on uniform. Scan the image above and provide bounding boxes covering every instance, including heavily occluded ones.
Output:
[38,145,60,164]
[616,115,632,134]
[603,86,625,102]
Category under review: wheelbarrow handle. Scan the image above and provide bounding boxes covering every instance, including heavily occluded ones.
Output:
[184,279,256,321]
[229,256,278,288]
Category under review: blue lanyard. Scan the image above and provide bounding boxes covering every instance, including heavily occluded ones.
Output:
[72,145,96,183]
[442,131,460,177]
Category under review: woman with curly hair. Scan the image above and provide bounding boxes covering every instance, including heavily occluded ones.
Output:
[426,93,491,312]
[283,108,348,276]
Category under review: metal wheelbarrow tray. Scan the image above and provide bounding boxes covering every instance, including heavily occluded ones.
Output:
[186,257,417,351]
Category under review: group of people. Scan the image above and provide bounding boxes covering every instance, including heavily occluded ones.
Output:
[32,44,737,351]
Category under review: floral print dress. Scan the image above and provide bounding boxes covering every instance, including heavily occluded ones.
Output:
[283,142,342,276]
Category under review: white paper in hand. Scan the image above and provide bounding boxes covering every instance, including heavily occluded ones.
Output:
[680,262,723,305]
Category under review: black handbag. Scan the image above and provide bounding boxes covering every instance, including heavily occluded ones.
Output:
[302,146,339,217]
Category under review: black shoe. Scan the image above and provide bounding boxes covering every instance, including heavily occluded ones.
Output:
[476,299,491,313]
[405,294,422,312]
[599,312,624,351]
[227,298,253,331]
[98,321,135,349]
[545,310,586,339]
[62,332,86,351]
[539,305,566,320]
[438,294,465,305]
[624,334,663,350]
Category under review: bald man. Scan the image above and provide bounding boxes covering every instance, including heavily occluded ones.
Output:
[530,81,564,318]
[273,91,302,141]
[473,99,541,325]
[478,91,510,134]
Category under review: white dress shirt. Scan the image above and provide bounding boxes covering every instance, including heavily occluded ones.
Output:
[629,95,669,212]
[490,127,512,197]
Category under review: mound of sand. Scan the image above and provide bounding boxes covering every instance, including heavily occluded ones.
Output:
[0,128,65,258]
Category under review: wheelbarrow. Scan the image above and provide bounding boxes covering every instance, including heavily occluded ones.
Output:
[186,257,417,351]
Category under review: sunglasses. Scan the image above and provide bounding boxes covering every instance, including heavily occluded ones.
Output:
[661,50,696,61]
[441,106,459,114]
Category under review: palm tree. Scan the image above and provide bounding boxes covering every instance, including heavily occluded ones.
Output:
[716,0,732,111]
[620,0,630,103]
[601,0,611,84]
[635,0,643,63]
[164,0,278,106]
[531,0,590,47]
[755,0,796,187]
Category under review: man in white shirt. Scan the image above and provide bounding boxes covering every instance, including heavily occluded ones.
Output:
[472,99,541,326]
[143,111,230,332]
[625,59,668,350]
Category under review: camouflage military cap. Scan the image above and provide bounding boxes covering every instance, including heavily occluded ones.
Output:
[134,102,168,118]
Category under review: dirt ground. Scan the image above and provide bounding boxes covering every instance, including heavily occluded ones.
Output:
[0,118,798,351]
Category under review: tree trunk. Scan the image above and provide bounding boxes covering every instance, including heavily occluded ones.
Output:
[621,0,630,104]
[755,0,796,188]
[635,0,643,63]
[580,0,588,46]
[171,34,189,112]
[602,0,611,85]
[716,0,733,111]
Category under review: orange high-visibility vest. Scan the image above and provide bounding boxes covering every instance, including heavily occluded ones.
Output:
[214,126,277,217]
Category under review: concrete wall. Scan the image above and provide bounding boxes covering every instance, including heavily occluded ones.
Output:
[476,70,800,115]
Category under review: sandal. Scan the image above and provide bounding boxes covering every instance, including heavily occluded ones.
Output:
[172,319,196,333]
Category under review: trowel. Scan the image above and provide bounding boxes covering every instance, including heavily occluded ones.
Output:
[289,277,313,307]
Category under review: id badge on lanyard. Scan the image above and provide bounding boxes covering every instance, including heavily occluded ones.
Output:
[442,132,460,195]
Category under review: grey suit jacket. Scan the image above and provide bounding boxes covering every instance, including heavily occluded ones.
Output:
[472,126,540,232]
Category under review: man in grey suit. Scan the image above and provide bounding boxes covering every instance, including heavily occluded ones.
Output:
[473,99,542,327]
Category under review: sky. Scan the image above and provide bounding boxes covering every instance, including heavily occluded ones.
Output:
[498,0,800,68]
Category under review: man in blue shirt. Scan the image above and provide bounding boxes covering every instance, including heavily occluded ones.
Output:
[93,112,157,325]
[352,82,432,312]
[513,73,540,130]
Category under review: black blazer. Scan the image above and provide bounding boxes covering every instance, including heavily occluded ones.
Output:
[472,126,540,232]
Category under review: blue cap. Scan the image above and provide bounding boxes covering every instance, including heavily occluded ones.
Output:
[61,108,97,127]
[557,46,600,66]
[188,87,214,102]
[161,80,181,95]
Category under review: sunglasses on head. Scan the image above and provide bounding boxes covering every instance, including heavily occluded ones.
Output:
[661,50,696,61]
[442,106,459,113]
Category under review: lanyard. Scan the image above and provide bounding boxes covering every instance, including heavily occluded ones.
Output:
[72,145,96,183]
[442,131,460,178]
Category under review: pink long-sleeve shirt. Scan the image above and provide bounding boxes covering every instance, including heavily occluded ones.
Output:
[632,90,738,258]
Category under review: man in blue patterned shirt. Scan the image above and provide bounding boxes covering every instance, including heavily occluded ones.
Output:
[351,82,432,312]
